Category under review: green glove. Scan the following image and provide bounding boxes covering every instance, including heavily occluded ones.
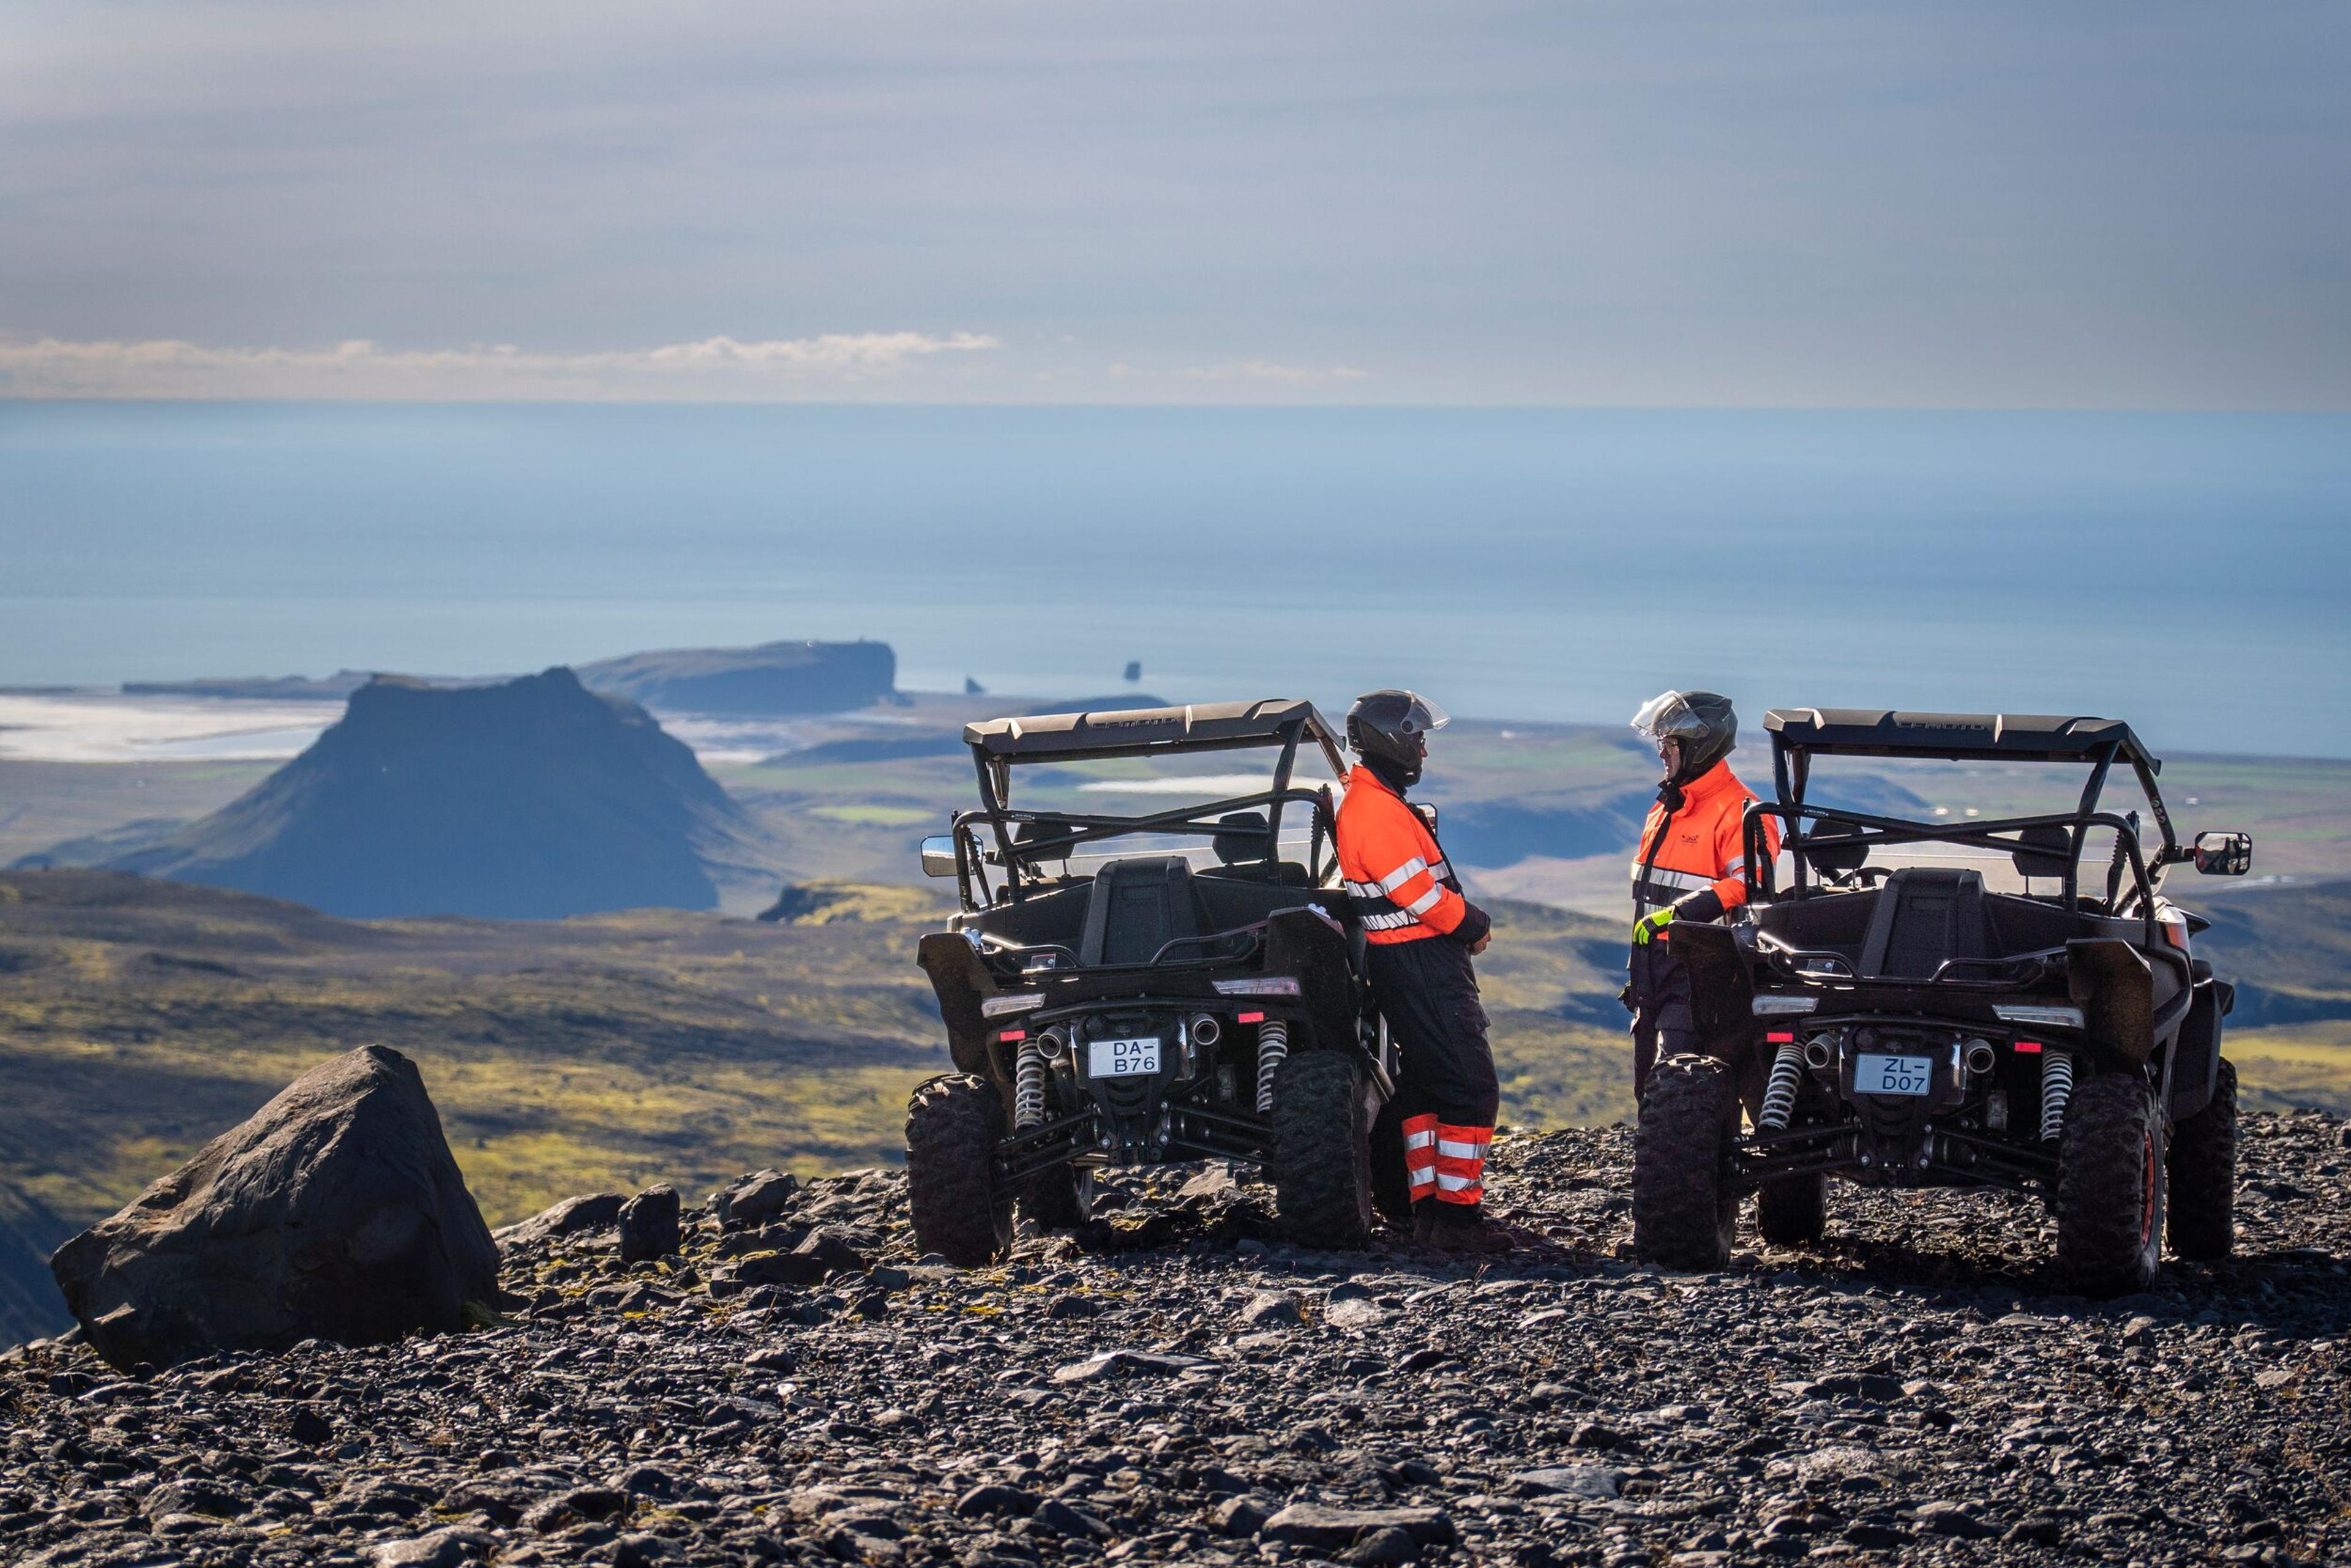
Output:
[1632,907,1674,945]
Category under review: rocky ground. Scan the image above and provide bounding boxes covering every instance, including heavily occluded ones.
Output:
[4,1112,2347,1568]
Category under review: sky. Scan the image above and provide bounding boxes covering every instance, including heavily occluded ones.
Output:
[1,1,2347,406]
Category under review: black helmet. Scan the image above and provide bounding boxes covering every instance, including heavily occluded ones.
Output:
[1631,689,1736,783]
[1346,689,1450,788]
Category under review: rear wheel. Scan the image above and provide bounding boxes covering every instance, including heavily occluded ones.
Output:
[1633,1054,1741,1270]
[2167,1057,2237,1261]
[906,1074,1013,1267]
[2054,1072,2164,1297]
[1755,1172,1827,1247]
[1268,1051,1374,1247]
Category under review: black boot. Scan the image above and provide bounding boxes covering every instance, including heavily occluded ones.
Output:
[1421,1201,1512,1254]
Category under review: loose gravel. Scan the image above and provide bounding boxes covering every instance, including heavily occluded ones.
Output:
[4,1111,2345,1568]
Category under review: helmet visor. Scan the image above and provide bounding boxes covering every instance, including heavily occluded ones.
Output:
[1397,692,1450,737]
[1630,690,1707,745]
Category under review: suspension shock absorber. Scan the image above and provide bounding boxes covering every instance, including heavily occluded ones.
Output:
[2038,1050,2075,1142]
[1013,1034,1050,1130]
[1758,1035,1806,1131]
[1254,1018,1291,1114]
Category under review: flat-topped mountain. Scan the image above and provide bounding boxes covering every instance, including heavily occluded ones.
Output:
[104,669,757,919]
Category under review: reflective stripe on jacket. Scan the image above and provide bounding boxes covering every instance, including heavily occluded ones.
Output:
[1630,759,1780,918]
[1336,764,1472,945]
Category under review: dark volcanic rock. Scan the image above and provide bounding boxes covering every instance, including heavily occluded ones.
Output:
[101,667,756,919]
[494,1192,624,1250]
[618,1185,681,1264]
[1263,1502,1457,1549]
[48,1044,498,1368]
[710,1169,798,1229]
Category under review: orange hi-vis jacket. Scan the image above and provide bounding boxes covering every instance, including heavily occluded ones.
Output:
[1336,765,1474,945]
[1630,759,1780,922]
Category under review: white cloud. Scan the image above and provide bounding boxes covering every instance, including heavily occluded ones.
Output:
[0,331,1002,400]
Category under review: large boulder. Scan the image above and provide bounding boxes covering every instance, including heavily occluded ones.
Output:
[50,1045,499,1369]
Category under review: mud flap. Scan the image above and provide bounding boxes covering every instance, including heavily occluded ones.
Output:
[917,931,999,1078]
[2167,981,2227,1121]
[1667,923,1766,1112]
[2067,938,2154,1067]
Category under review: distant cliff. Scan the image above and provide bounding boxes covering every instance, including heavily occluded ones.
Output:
[576,639,896,715]
[120,638,898,715]
[102,669,756,919]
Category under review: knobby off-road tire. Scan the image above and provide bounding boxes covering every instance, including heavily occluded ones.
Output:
[1369,1097,1415,1223]
[2167,1056,2237,1262]
[1269,1051,1374,1247]
[1633,1053,1742,1270]
[2055,1071,2165,1297]
[905,1073,1013,1267]
[1755,1172,1828,1247]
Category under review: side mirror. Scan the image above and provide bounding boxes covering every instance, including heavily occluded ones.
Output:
[2192,830,2252,876]
[1413,803,1439,835]
[918,835,959,879]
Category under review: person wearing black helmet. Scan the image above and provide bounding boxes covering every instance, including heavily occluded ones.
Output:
[1334,690,1504,1251]
[1622,690,1782,1101]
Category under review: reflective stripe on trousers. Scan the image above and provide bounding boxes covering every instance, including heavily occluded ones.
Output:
[1402,1113,1439,1199]
[1432,1122,1491,1206]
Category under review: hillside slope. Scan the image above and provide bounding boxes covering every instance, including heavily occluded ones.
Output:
[2192,879,2351,1026]
[96,669,763,919]
[0,868,953,1343]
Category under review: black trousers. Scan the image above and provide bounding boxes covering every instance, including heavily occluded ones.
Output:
[1627,940,1698,1103]
[1367,936,1499,1128]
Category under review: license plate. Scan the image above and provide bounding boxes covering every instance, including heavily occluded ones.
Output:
[1088,1037,1161,1078]
[1854,1052,1935,1097]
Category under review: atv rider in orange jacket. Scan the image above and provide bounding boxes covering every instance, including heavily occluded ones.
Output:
[1625,690,1780,1101]
[1334,690,1504,1251]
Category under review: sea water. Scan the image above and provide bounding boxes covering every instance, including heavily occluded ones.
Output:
[3,402,2347,756]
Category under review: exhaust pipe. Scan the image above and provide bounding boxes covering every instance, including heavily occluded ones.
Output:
[1802,1034,1836,1071]
[1036,1027,1068,1062]
[1190,1015,1222,1049]
[1963,1038,1997,1077]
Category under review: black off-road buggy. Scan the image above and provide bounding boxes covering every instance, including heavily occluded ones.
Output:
[903,699,1408,1266]
[1633,709,2253,1296]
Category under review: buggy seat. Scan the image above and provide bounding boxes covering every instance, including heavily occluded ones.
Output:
[1859,867,1987,980]
[1081,857,1204,966]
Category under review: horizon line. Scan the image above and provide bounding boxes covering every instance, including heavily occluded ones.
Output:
[7,396,2350,416]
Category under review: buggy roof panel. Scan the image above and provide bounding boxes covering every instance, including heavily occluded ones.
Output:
[1764,708,2159,771]
[964,698,1343,764]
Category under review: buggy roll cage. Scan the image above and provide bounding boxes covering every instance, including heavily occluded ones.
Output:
[1741,708,2192,947]
[943,699,1349,909]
